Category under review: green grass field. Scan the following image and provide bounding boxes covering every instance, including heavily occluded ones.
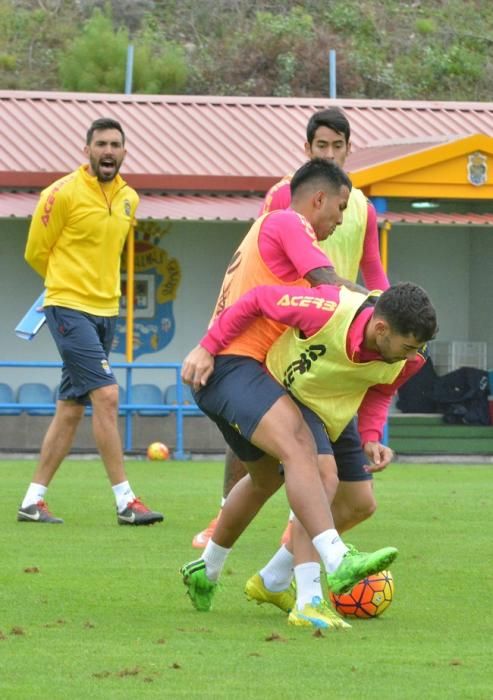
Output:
[0,458,491,700]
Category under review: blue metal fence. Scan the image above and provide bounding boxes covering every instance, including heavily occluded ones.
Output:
[0,361,201,459]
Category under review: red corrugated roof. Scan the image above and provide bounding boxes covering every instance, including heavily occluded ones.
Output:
[137,193,264,220]
[381,211,493,225]
[1,91,493,189]
[1,191,491,226]
[0,191,264,221]
[345,137,455,171]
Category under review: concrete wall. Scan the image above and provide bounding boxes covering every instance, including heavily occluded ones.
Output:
[469,227,493,366]
[1,217,247,392]
[5,218,492,379]
[0,414,225,454]
[1,216,492,452]
[387,223,493,367]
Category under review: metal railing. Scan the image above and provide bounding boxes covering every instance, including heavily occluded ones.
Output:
[0,361,200,459]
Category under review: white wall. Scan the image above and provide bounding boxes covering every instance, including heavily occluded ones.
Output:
[387,223,493,367]
[387,224,470,340]
[0,218,247,392]
[469,228,493,368]
[1,217,492,395]
[389,224,493,367]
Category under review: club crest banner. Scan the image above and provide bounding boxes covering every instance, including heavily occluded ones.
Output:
[113,221,181,357]
[467,152,487,187]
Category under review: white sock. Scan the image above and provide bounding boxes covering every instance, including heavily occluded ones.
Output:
[202,539,231,581]
[220,497,226,508]
[21,482,47,508]
[288,510,295,521]
[259,545,294,591]
[312,529,348,573]
[112,481,136,512]
[294,562,323,609]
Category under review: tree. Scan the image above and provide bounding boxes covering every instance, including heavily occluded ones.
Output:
[58,7,187,94]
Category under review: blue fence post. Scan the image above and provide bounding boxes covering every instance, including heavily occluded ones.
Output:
[329,49,337,98]
[173,369,188,460]
[0,360,195,460]
[124,365,133,452]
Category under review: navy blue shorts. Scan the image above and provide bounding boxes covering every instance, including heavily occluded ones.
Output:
[275,415,371,482]
[332,418,372,482]
[44,306,117,405]
[194,355,332,462]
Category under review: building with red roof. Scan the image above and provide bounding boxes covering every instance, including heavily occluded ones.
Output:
[1,91,492,453]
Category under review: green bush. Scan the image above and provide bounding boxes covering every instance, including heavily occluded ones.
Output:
[59,7,188,94]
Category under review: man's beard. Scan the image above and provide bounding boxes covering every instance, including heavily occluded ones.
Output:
[90,156,121,182]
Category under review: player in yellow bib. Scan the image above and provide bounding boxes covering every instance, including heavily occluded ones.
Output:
[181,281,437,627]
[193,107,389,550]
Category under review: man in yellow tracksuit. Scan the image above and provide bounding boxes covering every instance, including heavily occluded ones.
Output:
[17,117,163,526]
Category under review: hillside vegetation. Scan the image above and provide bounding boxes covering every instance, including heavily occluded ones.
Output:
[1,0,492,100]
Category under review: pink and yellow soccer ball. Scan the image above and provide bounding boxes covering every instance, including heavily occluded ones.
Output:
[329,570,394,618]
[146,442,170,461]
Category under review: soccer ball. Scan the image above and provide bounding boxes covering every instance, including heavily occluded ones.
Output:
[146,442,170,461]
[329,570,394,618]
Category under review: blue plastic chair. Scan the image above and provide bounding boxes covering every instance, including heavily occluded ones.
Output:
[164,383,203,415]
[0,382,21,415]
[17,382,55,415]
[130,383,169,416]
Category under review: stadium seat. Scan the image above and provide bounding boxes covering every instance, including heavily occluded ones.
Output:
[0,382,21,415]
[17,382,55,415]
[164,383,203,415]
[129,383,169,416]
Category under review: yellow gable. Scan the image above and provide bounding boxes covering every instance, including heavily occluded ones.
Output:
[350,134,493,199]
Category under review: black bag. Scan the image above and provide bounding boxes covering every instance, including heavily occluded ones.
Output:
[432,367,490,426]
[396,356,439,413]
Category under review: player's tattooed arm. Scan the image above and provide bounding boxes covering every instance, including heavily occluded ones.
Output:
[305,266,367,294]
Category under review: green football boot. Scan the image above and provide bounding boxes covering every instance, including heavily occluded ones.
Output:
[327,545,398,596]
[180,559,217,611]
